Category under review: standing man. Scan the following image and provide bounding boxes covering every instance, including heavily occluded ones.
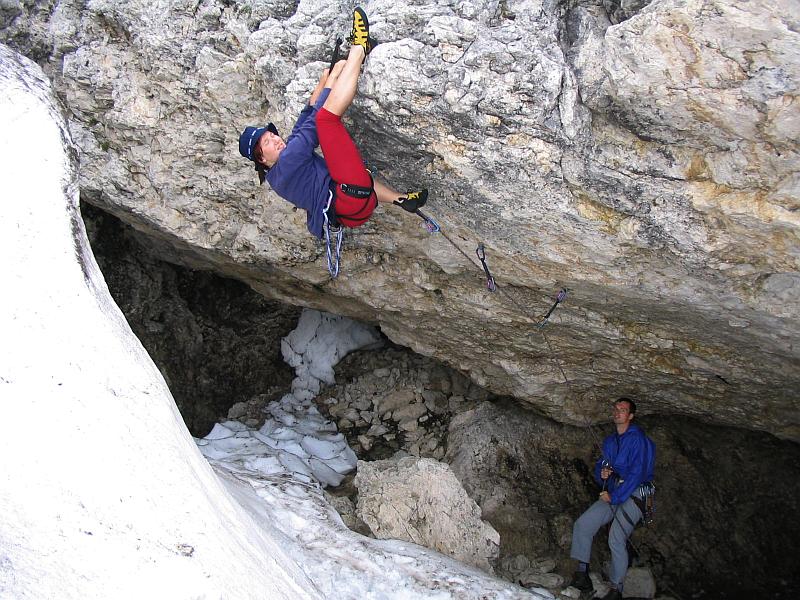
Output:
[568,398,656,600]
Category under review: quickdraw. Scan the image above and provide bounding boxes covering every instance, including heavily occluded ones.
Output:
[329,37,342,72]
[635,481,657,526]
[470,242,568,328]
[408,212,568,328]
[322,190,343,278]
[415,208,440,233]
[536,288,568,328]
[475,243,496,292]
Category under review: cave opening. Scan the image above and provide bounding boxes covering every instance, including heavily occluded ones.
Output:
[82,201,800,600]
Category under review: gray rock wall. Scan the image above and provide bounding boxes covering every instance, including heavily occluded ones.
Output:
[1,0,797,439]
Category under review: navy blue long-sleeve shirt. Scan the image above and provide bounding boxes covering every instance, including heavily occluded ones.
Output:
[265,88,332,239]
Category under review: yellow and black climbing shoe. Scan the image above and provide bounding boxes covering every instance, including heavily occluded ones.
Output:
[347,7,376,55]
[393,189,428,213]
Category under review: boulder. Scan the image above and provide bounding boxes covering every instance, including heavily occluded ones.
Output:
[623,567,657,599]
[354,456,500,573]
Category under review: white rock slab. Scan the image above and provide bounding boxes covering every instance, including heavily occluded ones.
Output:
[0,44,316,600]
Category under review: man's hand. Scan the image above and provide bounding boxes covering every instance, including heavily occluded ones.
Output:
[600,467,613,480]
[599,491,611,503]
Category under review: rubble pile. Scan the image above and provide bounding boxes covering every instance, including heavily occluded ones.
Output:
[314,346,491,461]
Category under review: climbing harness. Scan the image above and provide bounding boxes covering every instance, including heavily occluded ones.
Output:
[600,462,652,530]
[415,208,441,233]
[335,177,378,228]
[597,458,635,534]
[339,181,373,200]
[475,243,496,292]
[589,425,657,529]
[322,190,343,278]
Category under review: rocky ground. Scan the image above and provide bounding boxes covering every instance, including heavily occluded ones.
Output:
[225,338,800,600]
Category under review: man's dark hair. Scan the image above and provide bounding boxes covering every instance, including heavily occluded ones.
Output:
[616,397,636,415]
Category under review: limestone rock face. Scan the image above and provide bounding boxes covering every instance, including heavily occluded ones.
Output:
[2,0,797,439]
[446,401,593,560]
[354,456,500,572]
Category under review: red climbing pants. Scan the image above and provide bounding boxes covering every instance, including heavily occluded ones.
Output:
[316,107,378,228]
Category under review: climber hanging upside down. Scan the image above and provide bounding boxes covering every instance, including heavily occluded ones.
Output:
[238,7,427,240]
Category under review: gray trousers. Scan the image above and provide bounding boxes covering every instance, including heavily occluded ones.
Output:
[570,497,642,586]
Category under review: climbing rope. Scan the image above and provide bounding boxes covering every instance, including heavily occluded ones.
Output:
[417,210,568,329]
[411,205,577,405]
[319,180,680,592]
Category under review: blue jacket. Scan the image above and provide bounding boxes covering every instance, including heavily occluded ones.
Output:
[266,88,332,239]
[594,423,655,505]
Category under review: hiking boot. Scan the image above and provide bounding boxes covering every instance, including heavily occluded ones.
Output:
[394,189,428,213]
[599,588,622,600]
[568,571,594,592]
[347,7,376,55]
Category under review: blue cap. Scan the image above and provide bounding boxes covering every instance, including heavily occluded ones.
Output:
[238,123,279,162]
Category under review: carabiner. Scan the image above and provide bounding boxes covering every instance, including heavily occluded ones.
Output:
[475,243,496,292]
[416,209,440,233]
